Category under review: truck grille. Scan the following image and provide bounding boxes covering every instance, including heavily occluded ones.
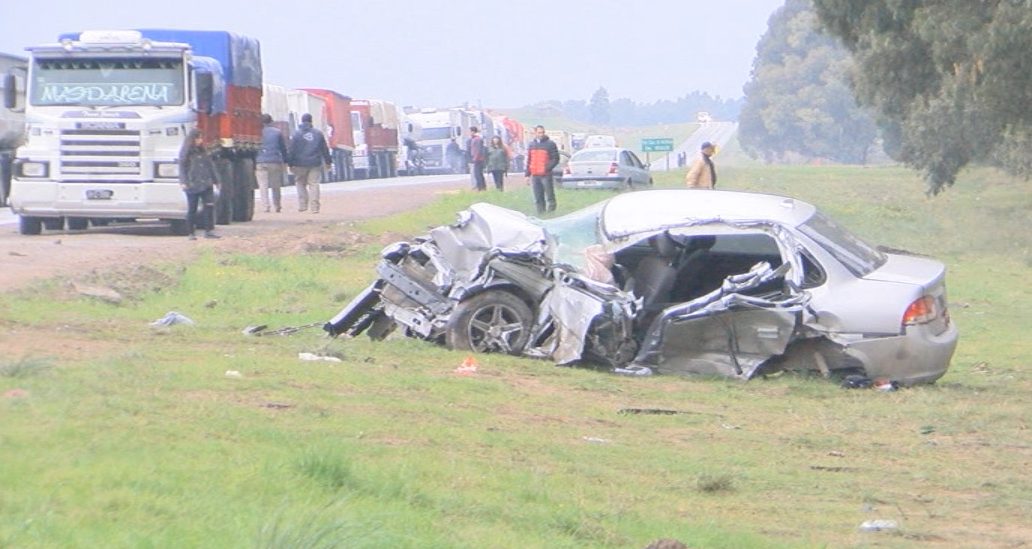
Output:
[59,129,142,182]
[422,144,443,163]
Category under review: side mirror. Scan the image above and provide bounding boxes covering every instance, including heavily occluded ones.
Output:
[3,74,16,109]
[195,72,213,114]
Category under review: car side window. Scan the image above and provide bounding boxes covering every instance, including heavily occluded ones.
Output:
[799,250,826,289]
[629,152,643,168]
[620,151,632,166]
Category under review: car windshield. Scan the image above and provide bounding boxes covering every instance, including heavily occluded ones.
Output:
[572,149,617,162]
[539,201,606,269]
[799,211,886,277]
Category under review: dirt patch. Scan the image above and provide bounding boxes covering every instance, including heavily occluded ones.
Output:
[0,177,467,293]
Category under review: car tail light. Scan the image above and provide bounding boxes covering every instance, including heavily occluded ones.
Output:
[608,162,618,174]
[564,165,571,175]
[902,295,936,326]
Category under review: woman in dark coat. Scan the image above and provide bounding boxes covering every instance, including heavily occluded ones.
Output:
[178,129,220,239]
[485,136,510,191]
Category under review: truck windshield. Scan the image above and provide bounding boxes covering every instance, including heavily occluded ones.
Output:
[30,58,185,107]
[421,127,452,140]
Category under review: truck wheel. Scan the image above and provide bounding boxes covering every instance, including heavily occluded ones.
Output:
[43,217,64,231]
[446,290,533,355]
[67,217,89,231]
[168,219,191,236]
[215,158,233,225]
[19,216,42,235]
[232,157,255,222]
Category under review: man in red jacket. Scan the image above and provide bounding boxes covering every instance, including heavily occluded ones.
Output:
[524,125,560,213]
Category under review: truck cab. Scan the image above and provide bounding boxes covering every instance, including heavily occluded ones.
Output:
[4,29,262,235]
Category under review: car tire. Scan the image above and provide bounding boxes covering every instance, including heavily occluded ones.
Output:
[168,219,191,236]
[19,216,42,235]
[67,217,89,231]
[446,290,533,355]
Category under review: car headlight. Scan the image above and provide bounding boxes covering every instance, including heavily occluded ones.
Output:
[155,162,180,178]
[18,161,48,178]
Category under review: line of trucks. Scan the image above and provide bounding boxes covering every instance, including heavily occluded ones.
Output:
[1,29,531,235]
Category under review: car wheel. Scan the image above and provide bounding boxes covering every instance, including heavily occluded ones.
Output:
[168,219,191,236]
[446,290,533,355]
[67,217,89,231]
[19,216,42,235]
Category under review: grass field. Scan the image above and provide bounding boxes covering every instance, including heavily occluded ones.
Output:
[1,165,1029,548]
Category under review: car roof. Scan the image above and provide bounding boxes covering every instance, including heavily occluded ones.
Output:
[600,189,817,239]
[572,147,623,156]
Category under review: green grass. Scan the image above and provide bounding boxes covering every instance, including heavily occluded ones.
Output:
[0,165,1029,547]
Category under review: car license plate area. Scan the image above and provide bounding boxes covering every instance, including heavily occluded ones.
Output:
[85,189,114,200]
[578,180,603,187]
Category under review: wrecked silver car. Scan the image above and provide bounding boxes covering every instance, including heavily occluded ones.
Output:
[325,190,958,385]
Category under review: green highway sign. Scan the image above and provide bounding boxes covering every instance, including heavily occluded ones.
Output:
[641,137,674,152]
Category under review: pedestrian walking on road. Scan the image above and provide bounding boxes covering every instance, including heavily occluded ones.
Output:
[467,126,487,191]
[525,125,560,213]
[685,141,717,189]
[486,136,510,191]
[178,129,220,239]
[256,114,288,213]
[288,113,332,213]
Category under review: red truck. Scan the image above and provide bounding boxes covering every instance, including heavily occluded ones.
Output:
[350,99,400,179]
[299,88,355,182]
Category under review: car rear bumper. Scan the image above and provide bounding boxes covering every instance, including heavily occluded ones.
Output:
[841,320,959,385]
[560,176,624,190]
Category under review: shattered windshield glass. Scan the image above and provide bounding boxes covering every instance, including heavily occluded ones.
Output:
[799,211,886,277]
[539,201,606,269]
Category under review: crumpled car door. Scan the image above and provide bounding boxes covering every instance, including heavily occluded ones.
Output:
[634,262,808,380]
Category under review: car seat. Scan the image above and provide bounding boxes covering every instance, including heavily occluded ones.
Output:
[671,235,717,301]
[631,232,680,311]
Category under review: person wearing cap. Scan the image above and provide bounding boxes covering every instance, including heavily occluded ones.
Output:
[287,113,332,213]
[685,141,717,189]
[255,113,288,213]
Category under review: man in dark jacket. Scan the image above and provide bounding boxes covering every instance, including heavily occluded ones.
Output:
[466,126,486,191]
[524,125,560,213]
[178,129,221,239]
[288,113,332,213]
[256,114,288,213]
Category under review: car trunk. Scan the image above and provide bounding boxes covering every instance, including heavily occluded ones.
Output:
[863,253,951,336]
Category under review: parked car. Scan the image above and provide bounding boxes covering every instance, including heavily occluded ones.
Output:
[560,147,652,190]
[325,190,958,385]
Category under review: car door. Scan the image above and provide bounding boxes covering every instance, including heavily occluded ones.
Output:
[627,151,649,186]
[632,232,809,379]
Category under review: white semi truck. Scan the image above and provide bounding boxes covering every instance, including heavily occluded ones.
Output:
[2,29,263,235]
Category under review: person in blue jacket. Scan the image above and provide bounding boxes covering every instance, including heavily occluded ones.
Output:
[256,114,288,213]
[287,113,332,213]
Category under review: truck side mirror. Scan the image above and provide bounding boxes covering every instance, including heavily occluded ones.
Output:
[3,74,16,109]
[195,72,214,114]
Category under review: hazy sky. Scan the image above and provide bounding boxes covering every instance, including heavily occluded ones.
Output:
[1,0,785,108]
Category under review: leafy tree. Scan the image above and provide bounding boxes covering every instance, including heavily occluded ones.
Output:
[589,87,610,125]
[739,0,878,164]
[812,0,1032,193]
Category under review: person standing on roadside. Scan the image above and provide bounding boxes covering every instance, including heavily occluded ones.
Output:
[256,114,288,213]
[178,129,220,240]
[685,141,717,189]
[525,125,560,213]
[467,126,487,191]
[485,136,510,191]
[288,113,332,213]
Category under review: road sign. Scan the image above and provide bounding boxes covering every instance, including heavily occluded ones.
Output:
[641,137,674,152]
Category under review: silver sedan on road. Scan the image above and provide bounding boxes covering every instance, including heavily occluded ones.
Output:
[560,147,653,190]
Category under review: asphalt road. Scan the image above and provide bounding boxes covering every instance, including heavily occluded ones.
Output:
[647,121,738,171]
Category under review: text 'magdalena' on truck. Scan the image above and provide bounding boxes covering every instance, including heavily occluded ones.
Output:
[2,29,263,235]
[325,189,958,386]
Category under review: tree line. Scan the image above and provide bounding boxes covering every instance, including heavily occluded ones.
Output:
[740,0,1032,194]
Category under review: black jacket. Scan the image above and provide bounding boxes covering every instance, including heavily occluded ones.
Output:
[288,123,332,167]
[179,146,220,194]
